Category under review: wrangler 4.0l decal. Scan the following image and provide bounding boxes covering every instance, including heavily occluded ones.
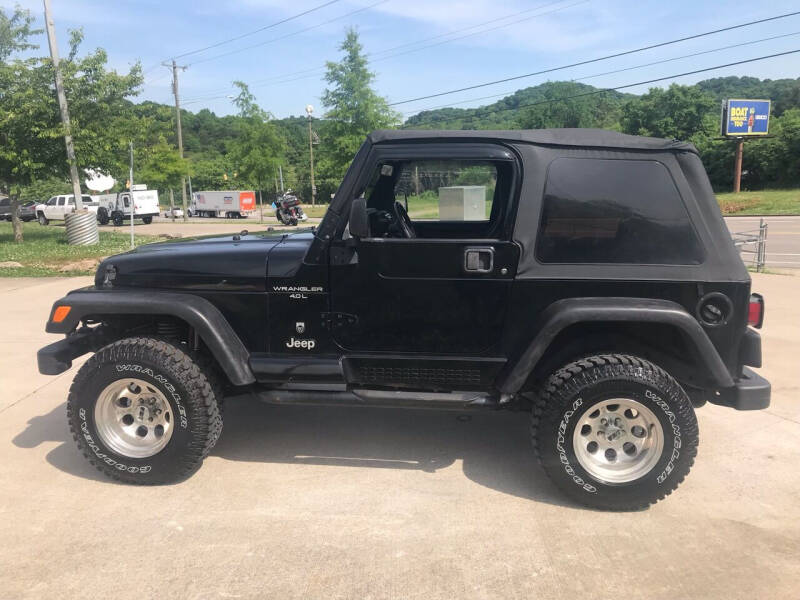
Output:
[272,285,324,293]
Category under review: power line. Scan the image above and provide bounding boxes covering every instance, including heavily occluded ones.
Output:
[142,0,345,74]
[179,0,586,102]
[401,30,800,117]
[188,0,389,67]
[388,9,800,106]
[407,49,800,126]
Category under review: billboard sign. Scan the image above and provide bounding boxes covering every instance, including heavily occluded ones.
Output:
[722,99,771,136]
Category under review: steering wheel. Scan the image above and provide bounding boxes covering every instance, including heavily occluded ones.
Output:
[393,201,416,239]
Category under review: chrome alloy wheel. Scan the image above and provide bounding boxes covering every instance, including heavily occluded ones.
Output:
[572,398,664,484]
[94,378,174,458]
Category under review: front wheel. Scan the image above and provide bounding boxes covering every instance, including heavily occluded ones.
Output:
[112,212,124,227]
[531,354,698,510]
[67,338,223,484]
[38,213,49,226]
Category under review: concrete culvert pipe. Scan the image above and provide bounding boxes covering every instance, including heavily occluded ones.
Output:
[65,210,99,245]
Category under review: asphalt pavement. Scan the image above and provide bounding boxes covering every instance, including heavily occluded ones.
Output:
[109,214,800,269]
[724,216,800,269]
[0,273,798,599]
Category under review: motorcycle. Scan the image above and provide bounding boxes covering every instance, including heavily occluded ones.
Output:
[272,190,308,226]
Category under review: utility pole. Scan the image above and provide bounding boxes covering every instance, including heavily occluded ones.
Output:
[43,0,99,243]
[305,104,316,206]
[129,141,135,249]
[733,138,744,193]
[279,165,285,193]
[165,60,189,221]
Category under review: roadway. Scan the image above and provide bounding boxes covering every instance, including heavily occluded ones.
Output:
[724,216,800,269]
[103,214,800,269]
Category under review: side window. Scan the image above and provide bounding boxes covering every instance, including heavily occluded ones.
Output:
[67,197,76,205]
[393,161,496,222]
[361,158,512,239]
[536,158,703,265]
[46,197,57,206]
[57,197,65,206]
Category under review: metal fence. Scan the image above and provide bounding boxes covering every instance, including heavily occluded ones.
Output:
[731,218,768,272]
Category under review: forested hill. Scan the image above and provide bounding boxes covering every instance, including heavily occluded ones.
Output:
[130,75,800,195]
[401,77,800,131]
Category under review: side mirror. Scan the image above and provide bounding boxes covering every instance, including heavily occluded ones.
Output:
[349,197,369,239]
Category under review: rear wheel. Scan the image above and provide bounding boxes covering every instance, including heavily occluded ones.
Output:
[142,216,153,224]
[67,337,223,484]
[112,212,124,227]
[38,213,49,226]
[531,354,698,510]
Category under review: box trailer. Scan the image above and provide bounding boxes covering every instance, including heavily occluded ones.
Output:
[189,191,256,218]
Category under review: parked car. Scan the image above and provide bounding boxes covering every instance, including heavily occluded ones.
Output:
[163,207,184,218]
[35,194,98,225]
[17,200,37,222]
[37,129,769,510]
[0,196,11,221]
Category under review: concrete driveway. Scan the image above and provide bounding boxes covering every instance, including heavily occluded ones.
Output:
[1,274,798,599]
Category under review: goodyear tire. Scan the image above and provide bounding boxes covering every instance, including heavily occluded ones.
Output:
[67,338,223,484]
[532,354,698,510]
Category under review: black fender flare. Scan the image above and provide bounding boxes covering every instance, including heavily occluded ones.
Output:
[496,297,734,394]
[45,289,255,385]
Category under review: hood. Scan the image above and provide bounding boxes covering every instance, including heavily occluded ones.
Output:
[96,229,305,292]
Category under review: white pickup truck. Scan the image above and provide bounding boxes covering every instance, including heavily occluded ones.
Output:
[35,194,99,226]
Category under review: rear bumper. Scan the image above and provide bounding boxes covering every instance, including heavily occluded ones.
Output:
[708,367,771,411]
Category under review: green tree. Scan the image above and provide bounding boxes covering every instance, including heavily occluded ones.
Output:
[319,28,399,189]
[517,82,623,130]
[0,7,142,242]
[620,84,716,142]
[228,81,284,219]
[137,137,190,204]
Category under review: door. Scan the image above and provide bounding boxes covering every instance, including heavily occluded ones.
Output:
[120,193,131,216]
[50,196,66,220]
[329,150,520,358]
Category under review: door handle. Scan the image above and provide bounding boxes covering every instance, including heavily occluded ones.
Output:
[464,247,494,273]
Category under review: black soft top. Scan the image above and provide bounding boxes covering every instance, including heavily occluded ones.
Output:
[368,128,698,154]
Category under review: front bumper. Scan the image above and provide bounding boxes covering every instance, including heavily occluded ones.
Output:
[708,367,771,411]
[37,328,105,375]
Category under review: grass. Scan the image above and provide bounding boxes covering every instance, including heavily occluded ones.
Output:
[0,221,159,277]
[716,189,800,215]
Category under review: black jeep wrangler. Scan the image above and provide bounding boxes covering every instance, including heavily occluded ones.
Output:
[38,129,769,510]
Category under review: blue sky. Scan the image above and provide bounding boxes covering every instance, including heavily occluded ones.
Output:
[7,0,800,120]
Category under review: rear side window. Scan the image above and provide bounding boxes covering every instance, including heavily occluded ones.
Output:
[536,158,703,265]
